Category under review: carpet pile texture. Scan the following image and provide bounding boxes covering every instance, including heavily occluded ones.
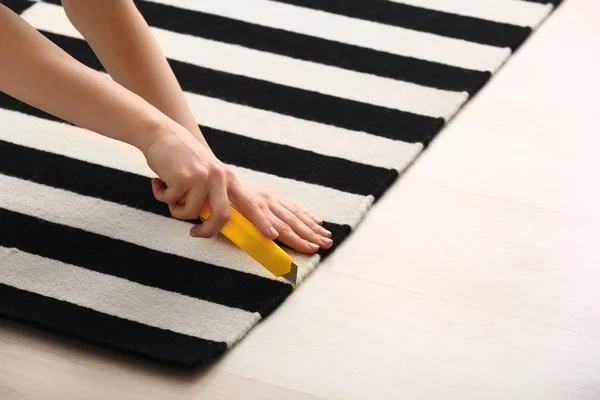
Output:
[0,0,562,367]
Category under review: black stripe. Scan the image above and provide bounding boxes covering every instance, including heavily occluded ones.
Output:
[0,92,63,124]
[127,1,489,93]
[0,92,392,197]
[0,136,169,216]
[39,30,444,144]
[272,0,532,50]
[171,59,444,144]
[43,0,562,16]
[39,0,489,93]
[0,207,293,316]
[1,0,34,14]
[0,136,351,259]
[203,127,395,197]
[0,284,224,367]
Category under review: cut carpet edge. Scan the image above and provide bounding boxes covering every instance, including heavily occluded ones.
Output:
[0,0,567,369]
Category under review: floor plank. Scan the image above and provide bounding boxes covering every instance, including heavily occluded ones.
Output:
[405,0,600,221]
[2,0,600,398]
[323,178,600,336]
[0,322,322,400]
[215,271,600,400]
[2,270,600,400]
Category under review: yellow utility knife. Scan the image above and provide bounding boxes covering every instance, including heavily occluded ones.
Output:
[199,203,298,285]
[175,188,297,284]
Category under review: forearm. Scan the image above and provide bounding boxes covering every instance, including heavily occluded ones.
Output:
[0,5,174,153]
[61,0,210,148]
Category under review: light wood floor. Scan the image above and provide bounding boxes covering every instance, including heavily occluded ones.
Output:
[2,0,599,398]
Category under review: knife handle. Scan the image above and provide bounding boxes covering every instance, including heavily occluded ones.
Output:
[199,203,293,277]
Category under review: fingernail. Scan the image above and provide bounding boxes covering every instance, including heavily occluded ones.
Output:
[269,227,279,239]
[319,227,332,237]
[321,237,333,246]
[190,231,199,237]
[308,242,320,251]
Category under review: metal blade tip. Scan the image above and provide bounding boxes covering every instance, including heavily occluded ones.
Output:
[281,262,298,286]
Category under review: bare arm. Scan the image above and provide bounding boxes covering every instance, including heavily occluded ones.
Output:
[58,0,333,251]
[61,0,210,148]
[0,3,168,152]
[0,3,332,252]
[0,4,279,241]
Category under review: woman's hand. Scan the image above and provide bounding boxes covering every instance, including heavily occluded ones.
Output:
[235,180,333,254]
[0,1,331,254]
[145,123,277,240]
[144,122,333,254]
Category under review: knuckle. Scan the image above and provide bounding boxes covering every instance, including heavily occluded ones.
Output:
[257,190,270,201]
[177,171,194,187]
[285,213,302,227]
[309,232,321,242]
[210,165,227,182]
[288,204,302,215]
[218,209,231,223]
[224,166,236,180]
[196,168,209,182]
[276,223,293,235]
[247,196,262,211]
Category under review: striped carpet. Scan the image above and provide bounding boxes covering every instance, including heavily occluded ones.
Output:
[0,0,562,367]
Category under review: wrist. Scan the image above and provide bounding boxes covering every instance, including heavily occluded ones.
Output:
[133,114,174,156]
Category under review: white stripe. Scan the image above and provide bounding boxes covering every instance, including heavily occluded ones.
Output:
[387,0,552,28]
[0,110,371,227]
[155,29,466,119]
[0,173,322,280]
[22,3,467,119]
[184,93,425,171]
[0,246,259,346]
[142,0,509,72]
[23,4,426,169]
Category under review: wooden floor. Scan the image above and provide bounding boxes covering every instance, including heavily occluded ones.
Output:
[2,0,600,398]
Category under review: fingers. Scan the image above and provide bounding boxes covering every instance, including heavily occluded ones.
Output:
[261,207,318,254]
[151,170,330,255]
[169,186,207,221]
[229,180,278,240]
[151,178,164,197]
[306,211,324,225]
[190,186,230,238]
[296,211,332,238]
[277,198,331,238]
[277,196,325,228]
[270,202,332,252]
[151,178,187,205]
